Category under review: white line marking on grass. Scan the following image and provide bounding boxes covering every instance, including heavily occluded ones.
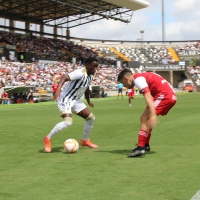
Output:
[191,190,200,200]
[0,105,52,111]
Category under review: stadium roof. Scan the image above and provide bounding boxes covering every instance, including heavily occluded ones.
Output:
[0,0,149,29]
[103,0,149,11]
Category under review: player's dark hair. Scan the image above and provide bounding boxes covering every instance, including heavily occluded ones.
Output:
[85,57,99,64]
[117,68,132,82]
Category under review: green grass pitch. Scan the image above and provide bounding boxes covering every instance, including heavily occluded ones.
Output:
[0,93,200,200]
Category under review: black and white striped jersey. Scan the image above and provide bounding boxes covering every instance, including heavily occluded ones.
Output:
[59,68,93,102]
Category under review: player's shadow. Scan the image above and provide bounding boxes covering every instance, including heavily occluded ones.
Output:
[95,149,156,155]
[39,146,63,153]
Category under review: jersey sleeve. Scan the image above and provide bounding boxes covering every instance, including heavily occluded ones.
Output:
[134,76,150,94]
[68,69,84,81]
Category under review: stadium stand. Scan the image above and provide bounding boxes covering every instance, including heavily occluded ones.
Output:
[93,44,177,64]
[0,31,200,99]
[174,42,200,56]
[109,47,131,61]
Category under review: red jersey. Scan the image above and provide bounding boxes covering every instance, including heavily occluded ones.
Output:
[128,87,134,93]
[133,72,175,97]
[128,87,135,97]
[1,92,8,98]
[52,84,58,93]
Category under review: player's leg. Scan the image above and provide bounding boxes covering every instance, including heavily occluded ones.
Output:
[145,128,152,153]
[128,108,150,157]
[76,105,98,148]
[132,92,135,99]
[44,101,73,153]
[72,100,98,148]
[128,95,132,106]
[144,94,176,151]
[52,92,55,101]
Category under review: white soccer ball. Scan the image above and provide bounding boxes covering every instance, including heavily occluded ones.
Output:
[64,139,79,153]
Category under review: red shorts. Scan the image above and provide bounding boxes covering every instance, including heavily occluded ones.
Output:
[147,93,177,116]
[128,92,135,98]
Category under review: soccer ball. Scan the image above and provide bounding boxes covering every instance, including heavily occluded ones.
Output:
[64,139,79,153]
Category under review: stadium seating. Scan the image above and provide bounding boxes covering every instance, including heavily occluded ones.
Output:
[0,30,200,98]
[109,47,131,61]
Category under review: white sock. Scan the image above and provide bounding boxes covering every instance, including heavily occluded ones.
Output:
[47,121,72,139]
[82,118,95,140]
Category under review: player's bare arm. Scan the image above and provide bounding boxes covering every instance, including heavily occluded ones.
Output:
[144,92,158,128]
[54,74,71,101]
[85,87,94,107]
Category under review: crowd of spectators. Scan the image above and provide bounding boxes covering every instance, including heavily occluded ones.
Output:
[1,60,200,105]
[0,59,122,104]
[0,31,115,65]
[0,30,200,103]
[142,45,175,64]
[94,45,176,64]
[1,31,200,64]
[187,65,200,87]
[174,42,200,56]
[0,60,120,89]
[0,29,121,91]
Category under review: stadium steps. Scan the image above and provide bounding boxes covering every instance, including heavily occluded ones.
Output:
[168,47,180,61]
[37,88,48,95]
[109,47,131,61]
[98,52,104,57]
[62,48,79,58]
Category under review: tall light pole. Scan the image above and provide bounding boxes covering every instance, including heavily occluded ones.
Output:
[140,30,144,41]
[140,30,144,49]
[162,0,165,42]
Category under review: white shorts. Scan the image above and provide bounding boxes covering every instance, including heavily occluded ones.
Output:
[57,99,86,115]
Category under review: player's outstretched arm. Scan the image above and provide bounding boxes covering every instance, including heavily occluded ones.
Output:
[85,87,94,107]
[54,74,70,101]
[144,92,158,128]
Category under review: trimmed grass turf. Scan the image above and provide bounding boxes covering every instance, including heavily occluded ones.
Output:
[0,93,200,200]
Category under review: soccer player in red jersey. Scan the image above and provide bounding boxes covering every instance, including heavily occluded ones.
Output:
[52,82,58,98]
[117,68,177,157]
[127,87,135,106]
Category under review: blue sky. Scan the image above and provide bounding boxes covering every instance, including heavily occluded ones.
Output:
[0,0,200,41]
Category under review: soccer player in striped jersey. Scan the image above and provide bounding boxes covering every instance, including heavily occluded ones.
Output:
[44,57,99,153]
[118,68,177,157]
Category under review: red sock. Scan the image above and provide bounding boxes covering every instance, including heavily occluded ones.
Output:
[146,129,152,144]
[138,130,149,147]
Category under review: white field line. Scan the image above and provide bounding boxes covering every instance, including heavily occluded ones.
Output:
[0,104,53,111]
[191,190,200,200]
